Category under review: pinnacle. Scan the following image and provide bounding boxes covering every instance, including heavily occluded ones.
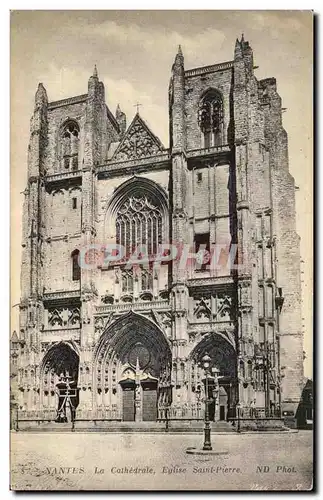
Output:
[35,82,48,105]
[174,44,184,66]
[116,103,124,118]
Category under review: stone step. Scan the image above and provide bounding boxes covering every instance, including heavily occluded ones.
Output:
[17,420,235,433]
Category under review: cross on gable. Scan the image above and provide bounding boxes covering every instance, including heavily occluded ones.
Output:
[134,103,142,114]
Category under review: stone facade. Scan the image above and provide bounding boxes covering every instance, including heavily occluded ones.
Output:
[12,37,303,424]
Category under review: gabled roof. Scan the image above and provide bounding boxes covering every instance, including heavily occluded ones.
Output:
[112,112,164,161]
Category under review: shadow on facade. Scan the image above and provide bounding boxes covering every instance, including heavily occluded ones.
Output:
[295,379,313,429]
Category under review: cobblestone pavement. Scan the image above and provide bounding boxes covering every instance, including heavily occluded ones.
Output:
[10,431,313,491]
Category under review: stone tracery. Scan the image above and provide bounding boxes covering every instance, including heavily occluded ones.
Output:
[59,120,80,170]
[116,196,163,257]
[198,89,224,148]
[47,306,81,329]
[113,115,164,161]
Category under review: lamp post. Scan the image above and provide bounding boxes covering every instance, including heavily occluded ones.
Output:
[186,356,229,457]
[202,353,212,451]
[211,367,220,420]
[236,402,241,433]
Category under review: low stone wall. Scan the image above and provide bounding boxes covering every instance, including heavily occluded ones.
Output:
[76,408,121,420]
[18,409,57,420]
[232,418,287,431]
[166,419,204,429]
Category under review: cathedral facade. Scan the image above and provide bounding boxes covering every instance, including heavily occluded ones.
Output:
[13,37,303,425]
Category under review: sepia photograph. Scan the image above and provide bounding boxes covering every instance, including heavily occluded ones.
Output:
[10,10,313,491]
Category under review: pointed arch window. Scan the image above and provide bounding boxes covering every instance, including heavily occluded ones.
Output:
[141,267,153,291]
[115,194,163,294]
[116,196,163,258]
[71,249,80,281]
[121,269,133,293]
[198,90,224,148]
[61,121,80,171]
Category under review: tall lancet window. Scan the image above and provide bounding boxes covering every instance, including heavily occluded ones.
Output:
[71,249,81,281]
[198,90,224,148]
[61,121,80,171]
[116,195,163,259]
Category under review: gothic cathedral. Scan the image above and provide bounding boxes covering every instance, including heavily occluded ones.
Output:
[13,37,303,426]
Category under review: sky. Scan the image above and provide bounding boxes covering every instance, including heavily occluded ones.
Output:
[10,10,313,376]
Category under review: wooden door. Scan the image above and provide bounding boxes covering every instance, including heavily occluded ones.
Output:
[219,386,228,421]
[142,386,157,421]
[122,387,135,421]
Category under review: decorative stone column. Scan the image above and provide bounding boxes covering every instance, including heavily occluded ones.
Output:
[135,358,142,422]
[169,46,191,418]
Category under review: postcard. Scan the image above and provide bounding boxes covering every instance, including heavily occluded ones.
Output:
[10,10,313,491]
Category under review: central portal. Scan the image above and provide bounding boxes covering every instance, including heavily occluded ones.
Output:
[94,312,172,422]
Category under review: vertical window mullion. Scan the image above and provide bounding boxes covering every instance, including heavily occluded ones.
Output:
[150,216,153,255]
[131,217,136,255]
[138,214,142,247]
[152,215,155,255]
[116,220,120,246]
[124,218,127,258]
[142,216,146,246]
[126,217,130,258]
[146,215,149,254]
[158,212,162,246]
[154,214,158,255]
[120,219,123,249]
[210,102,214,147]
[148,216,152,256]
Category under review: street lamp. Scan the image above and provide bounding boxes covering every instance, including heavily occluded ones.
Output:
[185,356,228,457]
[202,353,212,451]
[236,402,241,433]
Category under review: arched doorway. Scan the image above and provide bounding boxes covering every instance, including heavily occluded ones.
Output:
[41,342,79,420]
[93,312,172,422]
[190,333,236,422]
